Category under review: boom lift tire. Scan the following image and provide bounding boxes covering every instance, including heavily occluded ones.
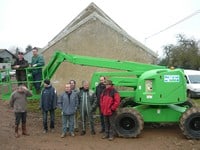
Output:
[179,107,200,139]
[115,108,144,138]
[119,97,137,108]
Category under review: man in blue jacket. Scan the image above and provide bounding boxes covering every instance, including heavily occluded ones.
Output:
[40,79,57,133]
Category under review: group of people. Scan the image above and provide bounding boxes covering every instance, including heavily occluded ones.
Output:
[9,47,121,141]
[10,76,121,141]
[42,77,121,141]
[12,47,45,93]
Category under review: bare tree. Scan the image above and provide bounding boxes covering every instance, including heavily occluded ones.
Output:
[158,34,200,70]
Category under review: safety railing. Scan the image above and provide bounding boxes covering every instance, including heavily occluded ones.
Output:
[0,66,52,100]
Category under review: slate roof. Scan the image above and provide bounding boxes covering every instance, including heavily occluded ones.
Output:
[0,49,17,59]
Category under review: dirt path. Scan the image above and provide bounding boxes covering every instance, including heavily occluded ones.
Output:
[0,100,199,150]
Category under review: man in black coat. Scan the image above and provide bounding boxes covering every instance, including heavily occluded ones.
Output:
[95,76,106,133]
[12,52,29,85]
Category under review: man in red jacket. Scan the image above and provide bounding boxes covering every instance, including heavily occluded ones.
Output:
[100,80,120,141]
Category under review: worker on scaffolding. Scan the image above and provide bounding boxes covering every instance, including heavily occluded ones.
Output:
[12,51,29,85]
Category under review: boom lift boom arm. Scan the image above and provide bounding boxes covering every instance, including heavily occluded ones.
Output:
[43,51,166,80]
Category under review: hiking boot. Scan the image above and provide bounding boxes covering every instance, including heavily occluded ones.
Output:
[80,131,86,136]
[15,132,20,138]
[15,125,20,138]
[102,134,109,139]
[43,130,47,134]
[22,123,29,136]
[108,136,114,141]
[70,132,75,137]
[60,133,66,138]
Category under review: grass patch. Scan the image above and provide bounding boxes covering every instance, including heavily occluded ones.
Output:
[27,100,62,118]
[27,100,40,113]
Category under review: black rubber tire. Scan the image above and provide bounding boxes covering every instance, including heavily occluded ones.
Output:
[115,108,144,138]
[119,97,137,108]
[179,107,200,139]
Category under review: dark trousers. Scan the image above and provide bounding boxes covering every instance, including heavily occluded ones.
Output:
[42,110,55,131]
[15,112,27,125]
[32,72,42,91]
[99,107,105,130]
[104,112,116,137]
[16,76,27,86]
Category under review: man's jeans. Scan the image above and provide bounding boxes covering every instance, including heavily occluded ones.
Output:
[62,114,74,134]
[43,110,55,131]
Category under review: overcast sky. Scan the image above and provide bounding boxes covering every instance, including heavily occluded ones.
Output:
[0,0,199,57]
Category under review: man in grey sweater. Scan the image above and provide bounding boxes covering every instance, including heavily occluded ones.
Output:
[10,85,32,138]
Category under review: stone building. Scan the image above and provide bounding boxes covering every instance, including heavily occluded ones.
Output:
[42,3,158,92]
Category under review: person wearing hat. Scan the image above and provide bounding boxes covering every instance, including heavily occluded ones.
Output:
[40,79,57,133]
[100,79,120,141]
[12,51,29,85]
